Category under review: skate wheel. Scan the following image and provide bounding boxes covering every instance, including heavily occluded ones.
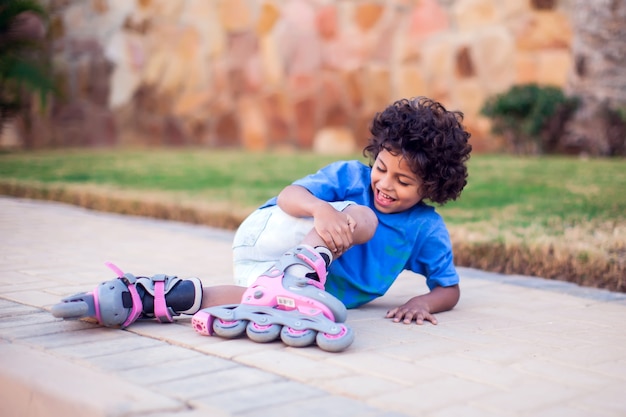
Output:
[280,327,316,348]
[51,301,89,319]
[316,324,354,352]
[212,318,247,338]
[246,322,281,343]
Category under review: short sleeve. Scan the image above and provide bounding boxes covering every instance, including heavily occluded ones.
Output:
[407,219,459,289]
[292,161,370,203]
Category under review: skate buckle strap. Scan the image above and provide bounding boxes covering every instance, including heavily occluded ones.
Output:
[295,245,327,288]
[104,262,143,328]
[152,274,174,323]
[120,273,143,329]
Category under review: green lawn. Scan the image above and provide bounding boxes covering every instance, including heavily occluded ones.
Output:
[1,148,623,225]
[444,155,625,225]
[0,149,347,209]
[1,148,624,291]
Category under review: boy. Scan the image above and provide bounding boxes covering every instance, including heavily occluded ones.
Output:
[52,97,471,330]
[204,96,472,325]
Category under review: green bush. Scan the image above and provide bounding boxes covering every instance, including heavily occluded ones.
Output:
[601,103,626,156]
[0,0,55,135]
[481,84,579,155]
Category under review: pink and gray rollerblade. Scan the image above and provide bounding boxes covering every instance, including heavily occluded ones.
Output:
[192,245,354,352]
[51,262,203,328]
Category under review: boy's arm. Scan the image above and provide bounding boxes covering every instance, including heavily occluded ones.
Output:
[277,185,357,253]
[276,184,332,218]
[385,284,460,325]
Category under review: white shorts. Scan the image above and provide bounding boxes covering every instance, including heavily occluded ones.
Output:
[232,201,354,286]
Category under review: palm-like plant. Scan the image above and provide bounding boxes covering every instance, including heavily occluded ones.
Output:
[0,0,55,135]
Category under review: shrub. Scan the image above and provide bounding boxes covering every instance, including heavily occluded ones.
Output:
[0,0,55,136]
[481,84,579,155]
[601,104,626,156]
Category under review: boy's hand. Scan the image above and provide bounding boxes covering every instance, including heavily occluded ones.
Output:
[386,302,438,325]
[312,204,356,255]
[386,285,459,325]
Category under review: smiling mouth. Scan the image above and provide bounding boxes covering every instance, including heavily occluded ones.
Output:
[376,189,396,205]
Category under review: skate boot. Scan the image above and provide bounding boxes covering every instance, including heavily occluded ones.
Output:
[51,262,203,328]
[192,245,354,352]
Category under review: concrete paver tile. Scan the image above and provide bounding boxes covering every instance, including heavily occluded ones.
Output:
[349,312,440,341]
[0,299,42,315]
[590,359,626,381]
[538,343,626,366]
[144,407,232,417]
[19,326,131,349]
[118,354,236,385]
[308,374,407,399]
[137,324,230,351]
[416,323,519,347]
[235,348,352,382]
[190,380,324,414]
[522,405,605,417]
[457,343,550,365]
[194,335,289,359]
[512,357,622,390]
[413,355,527,388]
[479,323,597,350]
[336,330,402,351]
[154,366,283,400]
[427,404,505,417]
[470,379,582,414]
[236,395,405,417]
[0,312,96,340]
[127,319,201,342]
[0,342,184,417]
[565,383,626,416]
[365,328,476,359]
[50,333,165,360]
[0,289,65,308]
[326,351,444,384]
[0,309,56,329]
[18,266,92,278]
[368,376,495,416]
[86,344,203,372]
[0,270,45,285]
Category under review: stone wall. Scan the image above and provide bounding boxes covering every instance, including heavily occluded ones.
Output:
[10,0,574,152]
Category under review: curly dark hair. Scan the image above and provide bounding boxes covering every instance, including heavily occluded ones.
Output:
[363,97,472,205]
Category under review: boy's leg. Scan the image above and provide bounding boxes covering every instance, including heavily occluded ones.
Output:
[230,202,377,288]
[231,205,317,287]
[200,285,246,309]
[199,205,307,309]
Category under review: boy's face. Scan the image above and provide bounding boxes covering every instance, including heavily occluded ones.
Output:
[370,149,424,214]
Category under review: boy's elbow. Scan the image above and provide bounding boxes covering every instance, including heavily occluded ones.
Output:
[444,284,461,311]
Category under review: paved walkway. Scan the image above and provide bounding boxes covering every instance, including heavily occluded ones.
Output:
[1,196,626,417]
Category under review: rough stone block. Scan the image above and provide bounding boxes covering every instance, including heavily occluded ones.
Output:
[515,11,573,50]
[355,3,384,32]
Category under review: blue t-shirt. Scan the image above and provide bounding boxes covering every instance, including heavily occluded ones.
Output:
[263,160,459,308]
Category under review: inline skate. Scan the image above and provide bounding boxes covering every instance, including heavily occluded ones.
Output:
[51,262,203,328]
[192,245,354,352]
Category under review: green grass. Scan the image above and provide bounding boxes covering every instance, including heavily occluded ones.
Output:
[1,148,624,227]
[441,155,626,227]
[0,149,352,209]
